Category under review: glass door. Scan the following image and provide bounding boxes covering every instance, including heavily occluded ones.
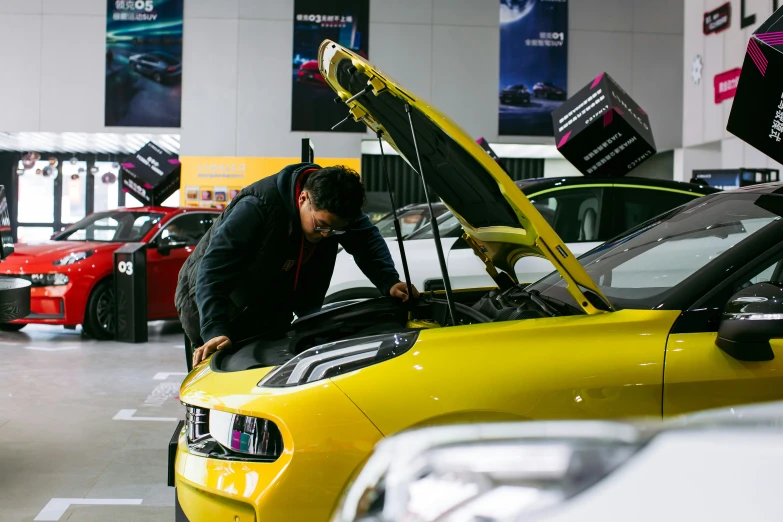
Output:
[92,161,120,212]
[17,158,57,243]
[61,160,88,226]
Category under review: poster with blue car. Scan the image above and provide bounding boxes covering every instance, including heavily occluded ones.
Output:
[105,0,183,128]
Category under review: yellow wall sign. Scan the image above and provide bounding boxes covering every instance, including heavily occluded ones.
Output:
[179,156,362,209]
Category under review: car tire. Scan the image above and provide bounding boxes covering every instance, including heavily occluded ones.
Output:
[0,323,26,332]
[83,279,115,340]
[154,72,162,83]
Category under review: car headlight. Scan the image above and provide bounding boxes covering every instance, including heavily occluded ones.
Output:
[17,273,70,287]
[333,421,644,522]
[53,250,94,266]
[209,409,283,458]
[258,332,418,388]
[184,405,284,462]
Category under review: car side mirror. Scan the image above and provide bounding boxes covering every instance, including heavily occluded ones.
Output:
[156,237,187,256]
[716,282,783,361]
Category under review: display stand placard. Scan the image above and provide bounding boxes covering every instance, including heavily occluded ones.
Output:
[114,242,147,343]
[301,138,314,163]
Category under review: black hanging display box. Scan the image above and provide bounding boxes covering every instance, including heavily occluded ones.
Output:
[120,142,181,206]
[0,186,14,259]
[727,7,783,164]
[551,72,656,178]
[114,242,147,343]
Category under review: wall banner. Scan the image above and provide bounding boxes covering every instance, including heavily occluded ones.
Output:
[703,2,731,35]
[714,68,741,104]
[180,157,362,210]
[499,0,568,137]
[291,0,369,133]
[105,0,183,128]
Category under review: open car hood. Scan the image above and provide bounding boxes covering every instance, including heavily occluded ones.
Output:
[319,41,611,314]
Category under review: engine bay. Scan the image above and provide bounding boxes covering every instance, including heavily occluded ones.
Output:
[213,285,578,373]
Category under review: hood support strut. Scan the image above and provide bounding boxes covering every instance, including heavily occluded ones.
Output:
[376,131,414,302]
[404,103,457,326]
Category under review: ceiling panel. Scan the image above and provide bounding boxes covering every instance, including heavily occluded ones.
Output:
[0,132,180,155]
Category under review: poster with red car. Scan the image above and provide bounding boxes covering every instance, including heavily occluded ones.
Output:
[291,0,369,132]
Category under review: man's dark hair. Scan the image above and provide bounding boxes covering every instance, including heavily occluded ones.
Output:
[304,165,365,219]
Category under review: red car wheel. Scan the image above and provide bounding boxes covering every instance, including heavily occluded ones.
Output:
[83,279,115,340]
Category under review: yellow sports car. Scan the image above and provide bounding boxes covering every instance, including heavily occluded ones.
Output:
[172,40,783,521]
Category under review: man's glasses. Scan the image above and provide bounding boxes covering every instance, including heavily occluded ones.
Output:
[310,211,346,236]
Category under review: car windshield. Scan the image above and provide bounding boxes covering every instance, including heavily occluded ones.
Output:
[375,207,450,239]
[55,211,164,242]
[408,211,461,240]
[529,193,783,310]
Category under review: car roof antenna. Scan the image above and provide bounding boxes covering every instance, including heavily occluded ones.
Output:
[376,130,414,303]
[404,103,457,326]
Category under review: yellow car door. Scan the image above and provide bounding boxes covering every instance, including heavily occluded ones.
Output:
[664,253,783,416]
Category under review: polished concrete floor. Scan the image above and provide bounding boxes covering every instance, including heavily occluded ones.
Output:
[0,322,187,522]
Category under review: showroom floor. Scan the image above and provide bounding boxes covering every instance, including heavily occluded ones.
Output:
[0,323,186,522]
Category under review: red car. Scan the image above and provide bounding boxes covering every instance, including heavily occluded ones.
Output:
[297,60,327,86]
[0,207,219,339]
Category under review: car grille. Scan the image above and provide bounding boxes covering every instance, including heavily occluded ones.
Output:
[185,405,210,443]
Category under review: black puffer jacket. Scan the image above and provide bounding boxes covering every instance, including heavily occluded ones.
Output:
[175,163,400,343]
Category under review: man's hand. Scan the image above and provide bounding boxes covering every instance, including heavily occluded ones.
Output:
[389,282,419,302]
[192,336,232,367]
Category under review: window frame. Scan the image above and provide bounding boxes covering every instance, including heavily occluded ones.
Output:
[148,212,216,247]
[672,239,783,334]
[525,185,609,243]
[605,185,702,239]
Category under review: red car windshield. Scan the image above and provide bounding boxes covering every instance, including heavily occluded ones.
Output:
[55,211,165,242]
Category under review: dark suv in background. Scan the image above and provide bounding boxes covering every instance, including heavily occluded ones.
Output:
[500,84,532,106]
[533,81,567,99]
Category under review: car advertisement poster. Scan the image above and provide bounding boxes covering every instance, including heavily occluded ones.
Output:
[291,0,369,133]
[499,0,568,137]
[105,0,183,128]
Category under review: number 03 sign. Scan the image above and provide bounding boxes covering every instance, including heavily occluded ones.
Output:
[118,261,134,275]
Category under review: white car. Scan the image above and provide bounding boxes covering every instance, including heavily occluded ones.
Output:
[326,176,717,303]
[332,400,783,522]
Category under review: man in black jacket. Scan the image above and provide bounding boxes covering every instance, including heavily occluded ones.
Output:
[176,163,416,367]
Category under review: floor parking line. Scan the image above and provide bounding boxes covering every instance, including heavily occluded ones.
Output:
[24,346,79,351]
[153,372,187,380]
[112,409,178,422]
[34,498,143,521]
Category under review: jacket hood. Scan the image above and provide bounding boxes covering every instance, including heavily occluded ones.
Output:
[318,40,612,314]
[275,162,321,221]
